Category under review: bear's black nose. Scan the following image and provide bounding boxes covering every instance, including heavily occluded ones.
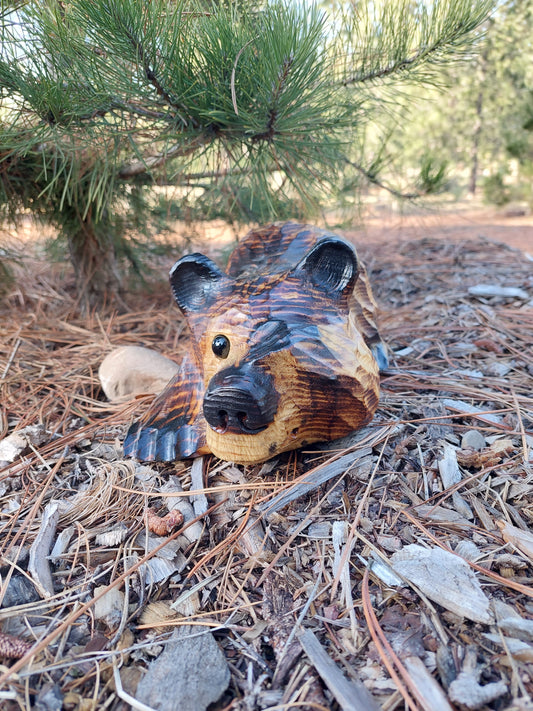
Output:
[203,366,278,435]
[203,388,268,434]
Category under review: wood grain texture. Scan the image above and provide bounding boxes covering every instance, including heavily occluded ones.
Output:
[124,222,385,464]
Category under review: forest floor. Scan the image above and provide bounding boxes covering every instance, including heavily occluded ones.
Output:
[355,201,533,254]
[0,204,532,711]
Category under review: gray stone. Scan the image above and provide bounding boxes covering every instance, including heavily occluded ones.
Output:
[99,346,180,401]
[461,430,486,451]
[0,574,40,608]
[136,626,230,711]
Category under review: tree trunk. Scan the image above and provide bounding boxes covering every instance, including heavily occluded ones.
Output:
[468,40,490,196]
[66,212,121,308]
[469,89,483,196]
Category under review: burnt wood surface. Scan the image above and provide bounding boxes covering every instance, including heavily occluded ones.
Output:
[123,222,386,464]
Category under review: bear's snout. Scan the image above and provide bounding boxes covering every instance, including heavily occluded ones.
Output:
[203,365,278,435]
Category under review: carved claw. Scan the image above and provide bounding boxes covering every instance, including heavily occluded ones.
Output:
[123,420,206,461]
[123,353,207,462]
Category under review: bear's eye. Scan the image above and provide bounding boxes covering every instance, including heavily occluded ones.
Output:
[212,334,230,359]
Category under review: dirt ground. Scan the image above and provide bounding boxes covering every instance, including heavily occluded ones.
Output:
[352,204,533,255]
[177,203,533,266]
[0,205,532,711]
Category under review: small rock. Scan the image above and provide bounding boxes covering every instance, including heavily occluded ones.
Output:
[136,625,230,711]
[98,346,180,401]
[461,430,486,451]
[35,682,63,711]
[0,575,40,608]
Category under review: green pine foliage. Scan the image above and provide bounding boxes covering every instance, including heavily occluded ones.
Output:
[0,0,493,303]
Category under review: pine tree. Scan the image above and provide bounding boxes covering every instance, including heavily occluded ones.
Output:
[0,0,493,304]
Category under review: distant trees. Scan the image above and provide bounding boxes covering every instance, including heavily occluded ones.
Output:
[394,0,533,204]
[0,0,493,304]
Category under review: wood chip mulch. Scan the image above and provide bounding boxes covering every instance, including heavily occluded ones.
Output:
[0,231,532,711]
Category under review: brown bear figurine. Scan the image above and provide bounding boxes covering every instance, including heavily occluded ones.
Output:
[123,222,387,465]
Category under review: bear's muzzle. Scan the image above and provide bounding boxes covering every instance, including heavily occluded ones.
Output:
[203,365,278,435]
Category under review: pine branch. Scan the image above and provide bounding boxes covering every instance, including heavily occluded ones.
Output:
[343,41,448,86]
[116,20,195,128]
[252,54,295,142]
[118,101,168,121]
[118,134,211,179]
[341,0,493,89]
[344,158,420,200]
[182,168,245,181]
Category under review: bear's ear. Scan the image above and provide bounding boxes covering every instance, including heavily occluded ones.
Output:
[169,254,232,313]
[295,238,359,294]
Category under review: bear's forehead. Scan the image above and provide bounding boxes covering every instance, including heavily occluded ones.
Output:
[183,269,350,348]
[201,272,343,322]
[214,297,338,329]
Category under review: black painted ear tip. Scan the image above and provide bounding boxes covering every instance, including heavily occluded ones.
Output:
[298,237,359,292]
[318,236,358,262]
[169,253,229,313]
[169,253,219,284]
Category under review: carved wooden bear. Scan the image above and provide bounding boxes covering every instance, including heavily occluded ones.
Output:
[124,222,387,465]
